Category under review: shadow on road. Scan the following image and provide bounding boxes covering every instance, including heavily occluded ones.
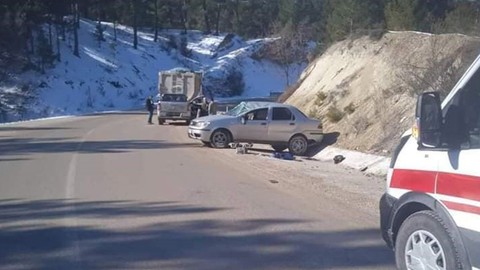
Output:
[247,132,341,158]
[0,199,394,270]
[0,126,74,132]
[306,132,341,157]
[0,137,202,156]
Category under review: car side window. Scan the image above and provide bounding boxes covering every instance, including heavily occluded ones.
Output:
[272,108,294,121]
[246,108,268,121]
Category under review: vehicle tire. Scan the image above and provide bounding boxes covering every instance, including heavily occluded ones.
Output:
[158,118,164,125]
[271,144,287,152]
[288,135,308,156]
[210,129,231,148]
[186,119,191,125]
[395,210,468,270]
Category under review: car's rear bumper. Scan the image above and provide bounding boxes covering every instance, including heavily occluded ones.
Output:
[158,111,191,120]
[305,132,324,144]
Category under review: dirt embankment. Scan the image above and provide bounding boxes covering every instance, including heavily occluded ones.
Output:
[287,31,480,155]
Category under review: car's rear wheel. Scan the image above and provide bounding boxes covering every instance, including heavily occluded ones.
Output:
[395,210,468,270]
[210,129,231,148]
[158,118,164,125]
[288,135,308,156]
[271,144,287,152]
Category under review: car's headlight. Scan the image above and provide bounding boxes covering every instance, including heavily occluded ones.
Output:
[198,121,210,128]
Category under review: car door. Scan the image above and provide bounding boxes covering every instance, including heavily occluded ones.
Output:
[236,108,269,142]
[268,107,296,143]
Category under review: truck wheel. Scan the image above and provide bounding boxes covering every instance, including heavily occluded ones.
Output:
[210,129,231,148]
[288,135,308,156]
[271,144,287,152]
[395,210,467,270]
[158,118,164,125]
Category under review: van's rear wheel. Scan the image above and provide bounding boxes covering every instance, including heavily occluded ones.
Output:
[210,129,231,148]
[395,210,468,270]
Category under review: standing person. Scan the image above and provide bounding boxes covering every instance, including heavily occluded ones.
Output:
[145,96,154,124]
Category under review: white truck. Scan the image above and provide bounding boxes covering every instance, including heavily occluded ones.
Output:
[157,68,203,125]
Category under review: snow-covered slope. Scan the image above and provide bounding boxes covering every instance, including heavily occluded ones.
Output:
[1,19,307,122]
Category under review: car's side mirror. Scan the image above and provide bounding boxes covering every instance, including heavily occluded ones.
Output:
[241,115,246,125]
[415,92,442,148]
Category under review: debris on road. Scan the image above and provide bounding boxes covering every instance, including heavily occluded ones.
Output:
[272,152,295,161]
[333,155,345,164]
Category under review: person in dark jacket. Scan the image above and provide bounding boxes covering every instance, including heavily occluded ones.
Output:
[146,96,154,124]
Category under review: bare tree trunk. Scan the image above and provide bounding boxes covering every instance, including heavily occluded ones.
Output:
[29,24,34,55]
[73,1,79,57]
[133,0,138,50]
[56,24,61,61]
[234,0,240,33]
[182,0,188,34]
[202,0,211,34]
[215,3,221,35]
[154,0,158,42]
[114,21,117,41]
[48,22,53,47]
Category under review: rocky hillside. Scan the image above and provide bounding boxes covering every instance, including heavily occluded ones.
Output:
[287,31,480,155]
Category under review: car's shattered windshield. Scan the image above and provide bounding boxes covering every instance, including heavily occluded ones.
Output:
[226,102,250,116]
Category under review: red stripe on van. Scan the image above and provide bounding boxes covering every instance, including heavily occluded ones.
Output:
[437,172,480,202]
[390,169,436,193]
[442,201,480,215]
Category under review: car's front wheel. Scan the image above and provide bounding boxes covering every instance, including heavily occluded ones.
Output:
[395,210,469,270]
[210,129,231,148]
[288,135,308,156]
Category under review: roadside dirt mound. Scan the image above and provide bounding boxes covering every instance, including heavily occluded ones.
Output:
[287,31,480,155]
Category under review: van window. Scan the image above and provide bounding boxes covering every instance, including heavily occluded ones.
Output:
[443,70,480,149]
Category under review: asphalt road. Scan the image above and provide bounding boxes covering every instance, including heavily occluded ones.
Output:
[0,112,395,270]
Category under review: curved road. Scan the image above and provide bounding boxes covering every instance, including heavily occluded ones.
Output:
[0,112,395,270]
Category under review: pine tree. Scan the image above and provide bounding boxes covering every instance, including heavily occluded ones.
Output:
[385,0,417,31]
[325,0,371,41]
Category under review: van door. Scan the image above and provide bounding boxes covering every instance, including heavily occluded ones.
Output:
[435,74,480,267]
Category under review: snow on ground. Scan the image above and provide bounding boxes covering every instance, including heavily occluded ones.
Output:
[1,19,309,122]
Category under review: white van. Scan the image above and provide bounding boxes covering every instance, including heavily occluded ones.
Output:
[380,54,480,269]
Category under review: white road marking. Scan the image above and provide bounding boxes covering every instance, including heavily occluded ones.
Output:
[65,128,95,267]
